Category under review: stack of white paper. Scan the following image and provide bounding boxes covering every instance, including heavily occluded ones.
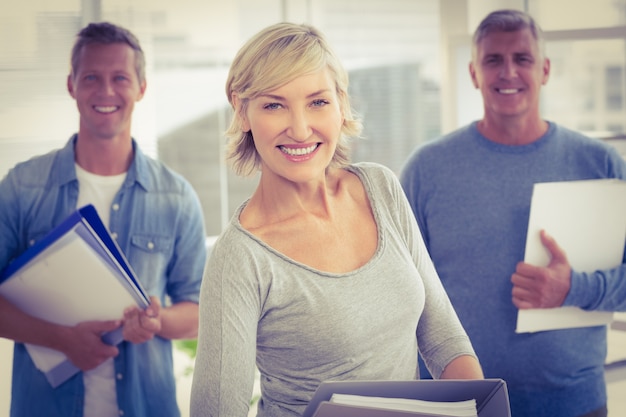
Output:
[517,179,626,333]
[330,393,477,417]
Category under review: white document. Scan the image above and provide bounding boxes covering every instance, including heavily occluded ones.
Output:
[516,179,626,333]
[0,225,139,374]
[330,393,477,417]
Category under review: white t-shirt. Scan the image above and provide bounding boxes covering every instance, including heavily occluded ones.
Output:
[75,163,126,417]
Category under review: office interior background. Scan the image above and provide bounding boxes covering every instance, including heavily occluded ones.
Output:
[1,0,625,415]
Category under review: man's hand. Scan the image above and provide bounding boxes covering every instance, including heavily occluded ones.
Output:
[122,296,162,344]
[64,320,121,371]
[511,230,572,309]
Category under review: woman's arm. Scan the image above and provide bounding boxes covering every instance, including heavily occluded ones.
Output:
[440,355,484,379]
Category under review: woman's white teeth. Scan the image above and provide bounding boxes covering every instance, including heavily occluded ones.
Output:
[499,88,519,94]
[280,144,318,156]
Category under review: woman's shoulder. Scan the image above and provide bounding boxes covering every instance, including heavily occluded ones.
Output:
[346,162,403,202]
[348,161,397,182]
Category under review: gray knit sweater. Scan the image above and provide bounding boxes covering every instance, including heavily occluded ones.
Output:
[190,162,476,417]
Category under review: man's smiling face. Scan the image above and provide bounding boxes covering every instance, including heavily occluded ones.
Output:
[67,42,146,141]
[470,28,550,121]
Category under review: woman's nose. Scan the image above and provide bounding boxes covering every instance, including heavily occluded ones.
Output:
[286,109,312,142]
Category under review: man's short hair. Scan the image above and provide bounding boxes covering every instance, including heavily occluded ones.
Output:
[70,21,146,84]
[472,9,545,59]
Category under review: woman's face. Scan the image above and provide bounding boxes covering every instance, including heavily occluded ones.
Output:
[242,67,344,184]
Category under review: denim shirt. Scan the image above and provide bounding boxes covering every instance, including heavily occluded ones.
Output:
[0,135,207,417]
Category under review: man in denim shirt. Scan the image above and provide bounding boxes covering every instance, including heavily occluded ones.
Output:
[0,22,207,417]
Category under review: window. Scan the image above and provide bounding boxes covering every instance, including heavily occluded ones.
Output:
[542,39,626,136]
[606,66,624,112]
[0,0,441,237]
[530,0,626,138]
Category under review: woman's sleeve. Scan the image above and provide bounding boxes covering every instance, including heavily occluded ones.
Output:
[190,231,260,416]
[391,171,477,379]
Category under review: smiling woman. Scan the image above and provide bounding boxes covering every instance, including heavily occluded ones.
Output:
[189,21,483,417]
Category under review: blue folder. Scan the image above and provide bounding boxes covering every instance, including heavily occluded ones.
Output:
[303,378,511,417]
[0,204,150,388]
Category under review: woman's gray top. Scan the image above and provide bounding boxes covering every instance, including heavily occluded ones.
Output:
[190,162,476,417]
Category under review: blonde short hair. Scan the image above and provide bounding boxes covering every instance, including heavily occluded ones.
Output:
[225,22,362,177]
